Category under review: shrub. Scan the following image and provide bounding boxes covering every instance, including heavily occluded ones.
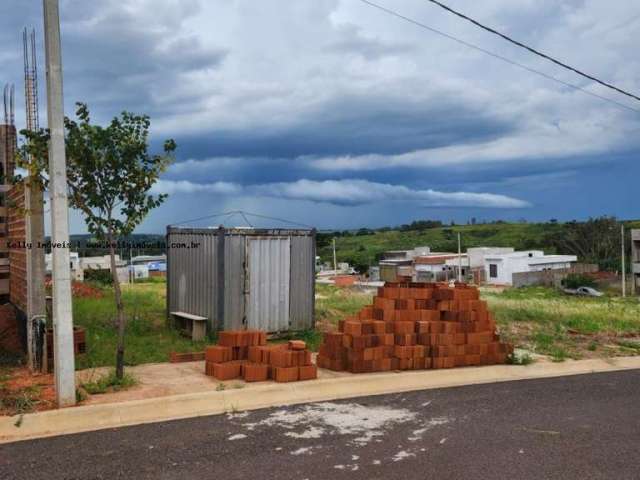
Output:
[563,273,597,289]
[82,370,136,395]
[84,268,113,285]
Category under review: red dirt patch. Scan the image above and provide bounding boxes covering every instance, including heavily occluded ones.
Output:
[0,367,57,416]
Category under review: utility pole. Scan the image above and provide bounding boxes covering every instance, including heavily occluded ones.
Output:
[621,224,626,298]
[457,232,462,283]
[43,0,76,406]
[332,238,337,276]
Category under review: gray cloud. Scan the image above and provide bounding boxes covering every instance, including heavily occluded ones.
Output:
[152,178,530,208]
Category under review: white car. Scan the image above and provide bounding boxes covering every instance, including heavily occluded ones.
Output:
[563,286,604,297]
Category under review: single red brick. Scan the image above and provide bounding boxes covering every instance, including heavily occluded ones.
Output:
[398,358,413,370]
[269,349,294,368]
[343,320,363,336]
[243,362,270,382]
[288,340,307,351]
[412,345,426,358]
[394,345,413,359]
[358,306,375,320]
[298,365,318,381]
[417,333,437,346]
[361,320,374,335]
[232,346,248,361]
[206,345,233,363]
[372,320,386,334]
[437,334,454,346]
[393,321,415,335]
[374,296,395,310]
[217,331,238,347]
[465,354,481,366]
[213,362,242,380]
[205,361,217,376]
[394,333,417,346]
[273,366,300,382]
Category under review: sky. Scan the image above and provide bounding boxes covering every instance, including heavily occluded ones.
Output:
[1,0,639,233]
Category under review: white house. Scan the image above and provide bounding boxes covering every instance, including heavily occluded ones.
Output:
[45,251,83,282]
[466,247,515,269]
[484,250,578,286]
[414,254,470,282]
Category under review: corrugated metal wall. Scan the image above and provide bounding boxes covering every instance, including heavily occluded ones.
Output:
[167,229,218,331]
[167,227,314,333]
[246,237,290,332]
[224,235,245,330]
[289,235,314,330]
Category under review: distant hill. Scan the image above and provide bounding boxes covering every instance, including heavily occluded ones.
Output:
[317,219,640,272]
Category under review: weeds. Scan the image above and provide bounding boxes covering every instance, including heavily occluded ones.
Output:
[507,351,534,365]
[0,385,40,416]
[81,370,136,395]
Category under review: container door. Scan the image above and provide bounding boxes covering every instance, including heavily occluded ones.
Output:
[245,237,290,332]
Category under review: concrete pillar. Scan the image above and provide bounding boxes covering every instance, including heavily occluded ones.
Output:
[43,0,75,406]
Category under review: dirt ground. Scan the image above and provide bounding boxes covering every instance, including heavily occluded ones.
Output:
[0,367,57,416]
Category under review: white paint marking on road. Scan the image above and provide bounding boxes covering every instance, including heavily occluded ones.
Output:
[408,416,453,441]
[291,447,313,456]
[244,402,417,446]
[285,426,325,439]
[421,401,432,407]
[392,450,416,462]
[228,434,247,441]
[373,460,381,465]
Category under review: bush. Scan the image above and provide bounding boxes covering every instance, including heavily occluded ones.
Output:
[84,268,113,285]
[563,273,597,289]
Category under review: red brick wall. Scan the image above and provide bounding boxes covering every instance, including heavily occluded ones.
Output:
[8,184,27,312]
[0,303,20,353]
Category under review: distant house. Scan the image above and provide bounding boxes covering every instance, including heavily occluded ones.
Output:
[45,252,83,282]
[414,254,469,282]
[484,251,577,286]
[378,246,430,282]
[466,247,515,283]
[80,254,126,271]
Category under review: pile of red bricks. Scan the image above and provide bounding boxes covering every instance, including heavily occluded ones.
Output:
[205,330,317,383]
[317,282,513,373]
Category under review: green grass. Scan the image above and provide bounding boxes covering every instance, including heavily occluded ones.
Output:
[81,370,137,395]
[484,287,640,360]
[314,284,374,327]
[73,280,206,369]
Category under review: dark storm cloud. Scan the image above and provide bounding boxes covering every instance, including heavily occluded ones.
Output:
[175,91,512,160]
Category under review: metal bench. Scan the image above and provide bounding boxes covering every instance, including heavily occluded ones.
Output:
[170,311,208,342]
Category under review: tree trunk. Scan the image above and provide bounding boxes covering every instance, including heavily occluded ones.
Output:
[108,232,126,379]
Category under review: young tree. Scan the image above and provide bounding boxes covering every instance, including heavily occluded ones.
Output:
[19,103,175,378]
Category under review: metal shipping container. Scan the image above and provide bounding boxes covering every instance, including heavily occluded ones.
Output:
[166,226,316,333]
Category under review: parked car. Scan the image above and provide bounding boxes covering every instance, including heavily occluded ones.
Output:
[563,286,604,297]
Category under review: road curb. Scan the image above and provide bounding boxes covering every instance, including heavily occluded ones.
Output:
[2,356,640,444]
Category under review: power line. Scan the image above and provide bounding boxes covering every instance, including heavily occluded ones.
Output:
[357,0,640,114]
[423,0,640,103]
[170,209,315,229]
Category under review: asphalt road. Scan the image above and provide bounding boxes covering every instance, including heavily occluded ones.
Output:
[2,370,640,480]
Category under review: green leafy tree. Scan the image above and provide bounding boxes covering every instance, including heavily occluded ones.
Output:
[18,103,175,378]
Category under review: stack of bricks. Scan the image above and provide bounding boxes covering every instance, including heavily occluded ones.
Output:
[317,282,513,373]
[205,331,317,383]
